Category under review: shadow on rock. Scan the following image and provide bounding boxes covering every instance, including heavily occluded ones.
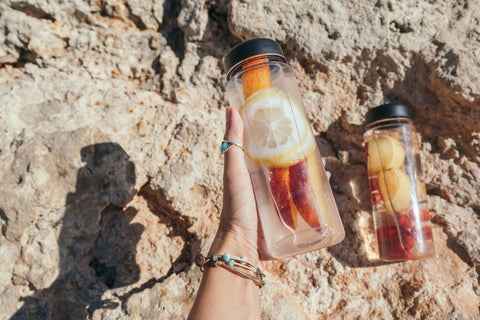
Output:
[139,184,201,276]
[11,143,142,320]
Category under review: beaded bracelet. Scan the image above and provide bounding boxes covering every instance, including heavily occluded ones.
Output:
[195,252,266,288]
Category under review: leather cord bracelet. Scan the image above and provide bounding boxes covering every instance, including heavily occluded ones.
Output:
[195,252,266,288]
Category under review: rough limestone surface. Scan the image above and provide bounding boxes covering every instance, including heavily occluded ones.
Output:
[0,0,479,319]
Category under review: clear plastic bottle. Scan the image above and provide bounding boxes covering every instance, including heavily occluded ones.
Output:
[224,38,345,258]
[364,103,435,261]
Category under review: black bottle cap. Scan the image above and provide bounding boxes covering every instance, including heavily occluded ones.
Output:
[365,103,411,125]
[224,38,285,76]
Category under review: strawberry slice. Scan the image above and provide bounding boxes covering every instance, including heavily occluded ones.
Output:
[398,214,412,229]
[408,208,431,222]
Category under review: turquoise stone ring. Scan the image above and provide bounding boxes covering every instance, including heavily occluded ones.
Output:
[221,140,244,155]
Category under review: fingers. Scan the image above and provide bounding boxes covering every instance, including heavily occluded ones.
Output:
[224,107,243,153]
[221,106,258,236]
[223,107,249,187]
[219,107,259,247]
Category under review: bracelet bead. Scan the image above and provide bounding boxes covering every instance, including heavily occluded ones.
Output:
[195,254,206,267]
[223,253,231,263]
[195,252,266,287]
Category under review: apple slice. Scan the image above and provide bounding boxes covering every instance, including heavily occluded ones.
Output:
[378,168,412,213]
[269,167,297,229]
[367,135,405,174]
[289,159,322,229]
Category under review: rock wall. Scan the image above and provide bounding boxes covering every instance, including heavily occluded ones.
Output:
[0,0,479,319]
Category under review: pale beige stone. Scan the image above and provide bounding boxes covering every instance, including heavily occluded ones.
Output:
[0,0,479,319]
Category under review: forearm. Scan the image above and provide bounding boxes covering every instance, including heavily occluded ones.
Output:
[188,231,261,320]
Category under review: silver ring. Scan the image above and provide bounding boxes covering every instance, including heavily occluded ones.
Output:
[221,140,244,155]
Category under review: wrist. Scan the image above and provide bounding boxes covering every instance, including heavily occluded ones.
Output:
[209,228,260,266]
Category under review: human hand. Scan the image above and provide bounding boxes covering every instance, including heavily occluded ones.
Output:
[189,106,263,320]
[209,106,331,269]
[190,106,333,319]
[209,107,266,267]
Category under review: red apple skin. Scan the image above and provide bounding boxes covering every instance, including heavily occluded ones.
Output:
[289,160,321,229]
[269,166,297,229]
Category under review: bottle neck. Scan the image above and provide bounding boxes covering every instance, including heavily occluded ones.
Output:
[226,53,286,81]
[365,117,412,131]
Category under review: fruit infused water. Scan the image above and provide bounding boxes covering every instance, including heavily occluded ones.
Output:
[364,104,435,261]
[224,38,344,258]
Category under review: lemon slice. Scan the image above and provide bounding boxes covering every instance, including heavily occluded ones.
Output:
[367,135,405,174]
[272,126,316,167]
[240,88,309,167]
[378,168,412,213]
